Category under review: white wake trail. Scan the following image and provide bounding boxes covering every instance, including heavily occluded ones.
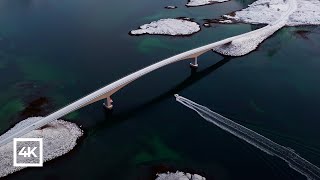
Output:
[175,94,320,180]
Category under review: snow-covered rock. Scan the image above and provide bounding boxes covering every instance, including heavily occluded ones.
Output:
[203,23,211,27]
[219,0,320,26]
[219,19,233,24]
[130,18,200,36]
[186,0,229,7]
[156,171,206,180]
[165,6,177,9]
[0,117,83,178]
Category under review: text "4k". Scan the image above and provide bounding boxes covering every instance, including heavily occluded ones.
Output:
[19,147,38,158]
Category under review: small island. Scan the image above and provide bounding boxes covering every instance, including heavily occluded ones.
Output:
[156,171,206,180]
[186,0,229,7]
[0,117,83,178]
[130,18,201,36]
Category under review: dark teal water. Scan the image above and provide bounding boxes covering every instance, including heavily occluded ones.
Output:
[0,0,320,179]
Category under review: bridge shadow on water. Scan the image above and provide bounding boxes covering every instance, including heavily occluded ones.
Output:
[88,56,235,135]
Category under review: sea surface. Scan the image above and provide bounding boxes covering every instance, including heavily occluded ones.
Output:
[0,0,320,179]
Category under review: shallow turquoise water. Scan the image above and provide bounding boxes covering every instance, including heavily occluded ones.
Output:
[0,0,320,179]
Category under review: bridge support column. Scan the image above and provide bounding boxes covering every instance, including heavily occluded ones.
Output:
[190,57,198,68]
[103,96,113,110]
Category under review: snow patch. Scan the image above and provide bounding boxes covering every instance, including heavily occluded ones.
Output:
[219,19,233,24]
[288,0,320,26]
[0,117,83,178]
[156,171,206,180]
[165,6,177,9]
[203,23,211,27]
[130,18,200,36]
[186,0,229,7]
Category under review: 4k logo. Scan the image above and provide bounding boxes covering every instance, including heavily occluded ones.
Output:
[13,138,43,167]
[19,147,38,158]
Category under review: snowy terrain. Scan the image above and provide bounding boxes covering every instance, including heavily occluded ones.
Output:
[212,22,285,56]
[219,0,320,26]
[130,18,200,36]
[156,171,206,180]
[213,0,297,56]
[0,117,83,178]
[186,0,229,7]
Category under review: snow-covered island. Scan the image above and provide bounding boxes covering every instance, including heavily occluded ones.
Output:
[218,0,320,26]
[211,0,299,56]
[129,18,200,36]
[156,171,206,180]
[0,117,83,178]
[186,0,229,7]
[204,0,320,55]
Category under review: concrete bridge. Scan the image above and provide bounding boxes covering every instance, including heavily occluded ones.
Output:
[0,0,296,147]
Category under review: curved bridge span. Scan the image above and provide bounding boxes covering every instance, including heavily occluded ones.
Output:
[0,0,296,147]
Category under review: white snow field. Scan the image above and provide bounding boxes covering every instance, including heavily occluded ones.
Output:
[186,0,229,7]
[156,171,206,180]
[213,0,297,56]
[220,0,320,26]
[0,117,83,178]
[130,18,200,36]
[175,94,320,180]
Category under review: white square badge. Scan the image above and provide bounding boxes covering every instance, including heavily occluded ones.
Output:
[13,138,43,167]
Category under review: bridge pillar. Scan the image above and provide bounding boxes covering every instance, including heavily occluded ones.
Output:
[190,57,198,68]
[103,96,113,110]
